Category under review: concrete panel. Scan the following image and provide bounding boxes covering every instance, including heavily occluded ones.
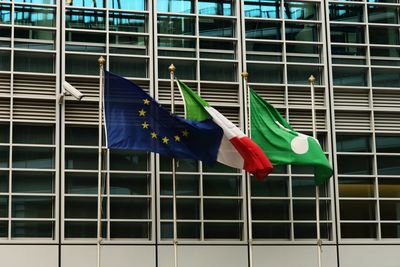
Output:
[158,245,248,267]
[339,245,400,267]
[0,245,58,267]
[253,245,338,267]
[61,245,156,267]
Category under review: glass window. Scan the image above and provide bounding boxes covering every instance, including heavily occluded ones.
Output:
[329,4,363,22]
[0,146,9,168]
[246,42,282,62]
[14,6,55,27]
[67,0,105,8]
[204,199,241,220]
[332,46,365,57]
[381,223,400,238]
[247,63,283,83]
[340,200,376,220]
[331,25,364,43]
[372,69,400,87]
[371,47,400,58]
[65,172,98,194]
[0,4,12,24]
[157,15,195,35]
[65,221,97,238]
[377,156,400,175]
[12,221,54,238]
[66,9,105,30]
[110,198,150,219]
[253,223,290,239]
[245,21,281,40]
[109,0,145,10]
[110,222,150,239]
[200,39,235,59]
[379,179,400,198]
[284,2,318,20]
[287,65,321,85]
[158,59,196,79]
[12,171,54,193]
[200,61,236,82]
[12,147,54,169]
[285,23,319,42]
[336,135,371,152]
[110,57,148,78]
[15,0,55,4]
[66,126,98,146]
[244,0,280,18]
[161,198,199,219]
[292,176,327,197]
[204,222,242,239]
[337,155,373,175]
[13,124,53,144]
[368,6,398,24]
[0,51,10,71]
[376,135,400,153]
[294,223,331,239]
[0,196,8,217]
[0,124,9,143]
[380,200,400,220]
[110,150,148,171]
[341,223,377,238]
[109,12,146,32]
[199,0,232,16]
[65,148,97,170]
[203,175,240,196]
[199,18,234,37]
[65,196,102,219]
[252,199,289,220]
[369,27,399,45]
[157,0,194,13]
[66,54,99,75]
[14,28,55,50]
[110,173,149,195]
[160,156,198,172]
[0,171,8,193]
[12,196,53,218]
[333,67,367,86]
[160,174,199,196]
[14,52,54,73]
[339,178,375,197]
[252,176,288,197]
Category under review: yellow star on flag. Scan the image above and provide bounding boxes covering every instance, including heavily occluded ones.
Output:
[142,121,149,129]
[138,109,146,117]
[143,99,150,105]
[182,129,189,137]
[162,136,169,144]
[174,135,181,142]
[150,132,157,139]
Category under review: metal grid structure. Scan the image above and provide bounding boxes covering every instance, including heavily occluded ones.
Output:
[0,0,398,253]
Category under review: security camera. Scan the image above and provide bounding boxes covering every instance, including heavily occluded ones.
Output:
[63,81,84,100]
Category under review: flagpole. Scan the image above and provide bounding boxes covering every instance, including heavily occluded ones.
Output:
[97,56,105,267]
[169,64,178,267]
[309,75,322,267]
[241,71,253,267]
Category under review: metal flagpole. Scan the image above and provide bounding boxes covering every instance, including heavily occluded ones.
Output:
[169,64,178,267]
[309,75,322,267]
[241,71,253,267]
[97,56,105,267]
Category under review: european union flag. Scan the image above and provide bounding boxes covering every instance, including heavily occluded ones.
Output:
[104,71,223,164]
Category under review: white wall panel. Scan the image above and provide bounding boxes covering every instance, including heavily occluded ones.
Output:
[339,245,400,267]
[0,245,58,267]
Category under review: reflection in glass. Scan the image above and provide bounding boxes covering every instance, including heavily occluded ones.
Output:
[372,69,400,87]
[252,176,288,197]
[380,200,400,220]
[157,0,194,13]
[200,61,236,82]
[379,179,400,198]
[12,196,53,218]
[287,65,321,85]
[339,178,374,197]
[369,27,399,45]
[15,0,54,4]
[0,4,12,24]
[286,23,318,42]
[67,0,105,8]
[244,0,280,18]
[368,6,398,24]
[330,25,364,43]
[247,63,283,83]
[13,147,54,169]
[0,51,10,71]
[199,0,232,16]
[246,21,281,40]
[109,0,145,10]
[109,12,146,32]
[14,29,55,50]
[66,54,99,75]
[333,67,367,86]
[14,52,54,73]
[377,156,400,175]
[66,9,105,30]
[158,59,196,79]
[14,6,55,27]
[200,39,235,59]
[157,15,195,35]
[13,124,53,144]
[110,57,147,78]
[329,4,363,22]
[284,2,318,20]
[199,18,234,37]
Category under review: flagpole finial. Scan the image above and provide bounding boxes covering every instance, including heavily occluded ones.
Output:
[241,71,249,80]
[98,56,105,67]
[308,75,316,84]
[168,64,176,74]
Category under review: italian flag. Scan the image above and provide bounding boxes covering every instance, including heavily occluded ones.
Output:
[250,88,332,185]
[177,80,273,180]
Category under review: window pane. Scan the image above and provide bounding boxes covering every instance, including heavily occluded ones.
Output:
[341,223,377,238]
[377,156,400,175]
[204,199,241,220]
[285,23,318,42]
[287,65,321,85]
[14,6,55,27]
[14,52,54,73]
[110,222,150,239]
[199,18,234,37]
[13,124,53,144]
[252,176,288,197]
[204,222,242,239]
[160,175,199,196]
[65,197,98,219]
[13,147,54,169]
[372,69,400,87]
[0,171,8,193]
[336,135,371,152]
[110,173,149,195]
[67,0,105,8]
[333,67,367,86]
[13,171,53,193]
[329,4,363,22]
[158,59,196,79]
[109,0,145,10]
[339,178,375,197]
[199,0,232,16]
[0,196,8,217]
[0,221,7,237]
[368,6,398,24]
[65,148,97,170]
[0,50,10,70]
[12,221,53,238]
[379,179,400,198]
[65,126,98,146]
[381,223,400,238]
[293,200,330,220]
[284,2,317,20]
[157,0,194,13]
[15,0,55,4]
[292,177,327,197]
[160,198,200,220]
[200,39,235,59]
[337,155,373,175]
[330,25,364,43]
[244,0,280,18]
[157,15,195,35]
[247,64,283,83]
[294,223,331,239]
[160,156,198,172]
[65,172,98,194]
[203,175,240,196]
[252,199,289,220]
[253,223,290,239]
[0,146,9,168]
[12,196,53,218]
[109,12,146,32]
[66,9,105,30]
[340,200,376,220]
[246,21,281,40]
[369,27,399,45]
[110,150,148,171]
[110,198,150,219]
[0,124,9,143]
[200,61,236,82]
[0,4,12,24]
[66,54,99,75]
[380,200,400,220]
[66,31,105,52]
[65,221,96,238]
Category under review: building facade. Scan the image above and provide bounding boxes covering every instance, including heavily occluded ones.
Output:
[0,0,399,266]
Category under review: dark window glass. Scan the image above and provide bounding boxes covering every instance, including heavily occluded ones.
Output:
[14,52,54,73]
[0,51,10,71]
[294,223,331,239]
[160,175,199,196]
[377,156,400,175]
[329,4,363,22]
[380,200,400,220]
[12,196,53,218]
[110,198,150,219]
[110,57,148,78]
[0,124,9,143]
[339,178,374,197]
[246,42,282,61]
[0,4,12,24]
[372,69,400,87]
[203,161,238,173]
[293,200,330,220]
[368,6,398,24]
[15,0,55,3]
[204,222,242,239]
[66,126,98,146]
[204,199,241,220]
[336,135,371,152]
[158,59,196,79]
[160,156,197,172]
[252,176,288,197]
[109,12,146,32]
[247,63,283,83]
[66,54,99,75]
[0,196,8,217]
[330,25,364,43]
[333,67,367,86]
[157,15,195,35]
[341,223,377,238]
[284,2,318,20]
[66,9,105,30]
[245,21,281,40]
[66,31,105,52]
[203,175,240,196]
[0,146,9,168]
[200,61,236,82]
[65,221,97,238]
[65,148,97,170]
[109,0,145,10]
[244,0,280,18]
[65,197,105,219]
[332,46,365,56]
[252,199,289,220]
[12,171,53,193]
[13,124,53,144]
[371,47,400,57]
[381,223,400,238]
[200,40,235,60]
[253,223,290,239]
[110,222,150,239]
[110,174,149,195]
[379,179,400,198]
[340,200,376,220]
[65,172,98,194]
[12,221,53,238]
[285,23,319,42]
[110,150,148,171]
[369,27,399,45]
[12,147,54,169]
[337,155,373,175]
[0,171,8,193]
[199,18,234,37]
[14,6,55,27]
[199,0,232,16]
[292,177,327,197]
[161,198,199,220]
[287,65,321,85]
[0,221,7,237]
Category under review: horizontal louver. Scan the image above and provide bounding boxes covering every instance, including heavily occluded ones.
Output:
[334,89,370,109]
[288,87,325,107]
[0,74,10,95]
[64,78,98,98]
[373,90,400,110]
[335,111,371,131]
[158,82,183,102]
[289,109,326,131]
[13,99,56,122]
[0,98,10,120]
[217,106,240,127]
[13,74,56,97]
[374,111,400,131]
[65,101,99,123]
[200,83,239,104]
[250,86,285,106]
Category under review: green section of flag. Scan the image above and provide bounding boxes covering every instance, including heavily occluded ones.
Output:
[177,80,210,121]
[250,88,332,185]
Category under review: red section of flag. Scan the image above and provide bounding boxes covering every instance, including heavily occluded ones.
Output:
[229,136,273,180]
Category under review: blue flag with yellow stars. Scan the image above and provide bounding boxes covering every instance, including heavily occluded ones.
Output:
[104,71,223,164]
